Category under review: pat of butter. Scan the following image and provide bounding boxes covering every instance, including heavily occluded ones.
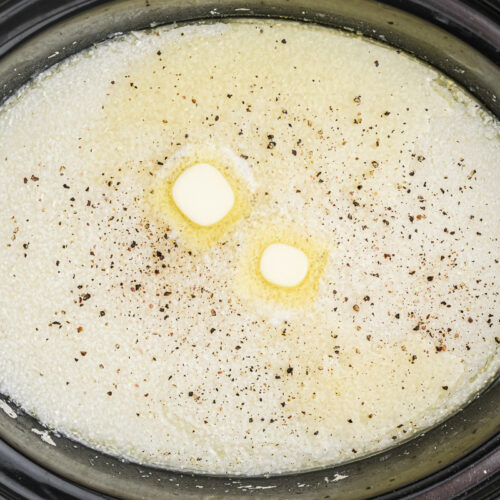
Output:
[172,163,234,226]
[260,243,309,287]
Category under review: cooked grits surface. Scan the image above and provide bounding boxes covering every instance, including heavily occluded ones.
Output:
[0,20,498,475]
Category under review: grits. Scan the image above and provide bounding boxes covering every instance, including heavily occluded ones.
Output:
[0,20,498,475]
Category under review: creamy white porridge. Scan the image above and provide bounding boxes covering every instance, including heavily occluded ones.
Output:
[0,20,498,475]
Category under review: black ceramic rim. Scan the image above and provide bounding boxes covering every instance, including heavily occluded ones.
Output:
[0,1,499,499]
[0,424,499,500]
[0,0,498,64]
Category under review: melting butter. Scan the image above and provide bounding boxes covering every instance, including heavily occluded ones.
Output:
[172,163,234,226]
[260,243,309,287]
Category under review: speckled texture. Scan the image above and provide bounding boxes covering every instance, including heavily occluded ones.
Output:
[0,20,498,475]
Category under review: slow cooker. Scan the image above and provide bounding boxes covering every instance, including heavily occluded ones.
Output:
[0,1,499,498]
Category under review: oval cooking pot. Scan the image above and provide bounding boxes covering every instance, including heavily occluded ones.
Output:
[0,1,498,499]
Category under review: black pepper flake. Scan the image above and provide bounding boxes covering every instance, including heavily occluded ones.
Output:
[286,366,293,374]
[291,149,297,156]
[188,391,194,397]
[99,311,106,317]
[281,38,287,44]
[442,385,448,390]
[267,141,276,149]
[427,276,434,281]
